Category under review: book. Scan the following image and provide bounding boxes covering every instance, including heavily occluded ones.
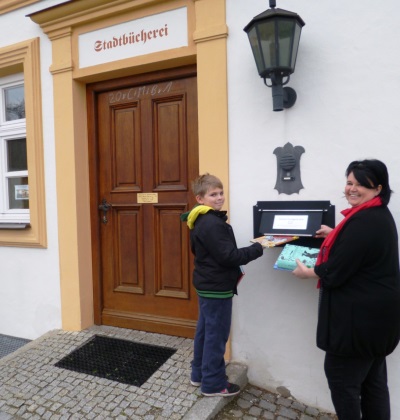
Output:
[251,235,299,248]
[237,266,245,286]
[274,244,320,271]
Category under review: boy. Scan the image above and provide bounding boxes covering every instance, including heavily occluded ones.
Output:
[182,174,264,397]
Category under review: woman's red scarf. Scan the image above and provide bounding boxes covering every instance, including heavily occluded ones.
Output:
[316,196,383,288]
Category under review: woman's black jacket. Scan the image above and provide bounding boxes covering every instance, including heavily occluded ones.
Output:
[314,206,400,357]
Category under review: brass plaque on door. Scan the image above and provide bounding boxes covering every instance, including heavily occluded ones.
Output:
[137,193,158,203]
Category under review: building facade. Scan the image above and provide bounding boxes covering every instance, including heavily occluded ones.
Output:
[1,0,399,416]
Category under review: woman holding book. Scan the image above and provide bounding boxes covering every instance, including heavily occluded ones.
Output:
[293,159,400,420]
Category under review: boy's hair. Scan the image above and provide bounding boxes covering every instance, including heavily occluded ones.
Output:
[192,173,223,197]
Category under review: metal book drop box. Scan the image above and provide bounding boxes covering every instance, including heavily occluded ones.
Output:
[253,201,335,248]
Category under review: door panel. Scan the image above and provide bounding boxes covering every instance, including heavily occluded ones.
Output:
[114,107,141,189]
[114,206,143,294]
[154,97,186,188]
[88,66,199,337]
[154,205,190,298]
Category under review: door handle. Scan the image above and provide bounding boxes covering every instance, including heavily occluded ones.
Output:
[98,199,112,224]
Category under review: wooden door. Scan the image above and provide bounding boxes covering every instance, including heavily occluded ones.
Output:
[88,66,199,338]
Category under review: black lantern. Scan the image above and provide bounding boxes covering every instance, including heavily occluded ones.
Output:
[244,0,305,111]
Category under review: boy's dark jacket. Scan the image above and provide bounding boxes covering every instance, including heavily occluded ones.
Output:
[188,208,263,295]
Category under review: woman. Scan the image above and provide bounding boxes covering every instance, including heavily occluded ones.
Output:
[293,159,400,420]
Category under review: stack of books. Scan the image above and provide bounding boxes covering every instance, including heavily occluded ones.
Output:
[273,244,320,271]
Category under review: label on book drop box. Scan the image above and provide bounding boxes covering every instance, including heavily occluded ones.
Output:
[274,244,320,271]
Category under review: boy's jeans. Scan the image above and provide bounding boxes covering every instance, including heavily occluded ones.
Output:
[191,296,232,393]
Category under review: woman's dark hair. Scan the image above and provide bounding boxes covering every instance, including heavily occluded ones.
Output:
[345,159,392,205]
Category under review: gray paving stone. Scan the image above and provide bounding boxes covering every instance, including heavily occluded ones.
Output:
[240,391,256,402]
[277,405,298,419]
[230,409,244,417]
[261,392,277,403]
[262,412,275,419]
[292,400,307,412]
[306,406,320,416]
[237,398,253,409]
[259,399,277,412]
[247,387,263,398]
[248,406,262,417]
[277,396,293,407]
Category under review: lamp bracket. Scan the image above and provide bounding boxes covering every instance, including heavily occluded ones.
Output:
[263,78,272,88]
[282,87,297,109]
[264,74,297,111]
[264,74,290,87]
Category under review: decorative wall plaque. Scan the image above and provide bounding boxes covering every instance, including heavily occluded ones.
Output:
[273,142,305,195]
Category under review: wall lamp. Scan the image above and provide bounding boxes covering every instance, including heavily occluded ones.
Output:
[244,0,305,111]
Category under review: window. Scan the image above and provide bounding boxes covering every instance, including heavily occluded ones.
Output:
[0,74,29,225]
[0,38,46,247]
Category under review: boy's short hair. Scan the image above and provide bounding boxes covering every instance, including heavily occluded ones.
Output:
[192,173,223,197]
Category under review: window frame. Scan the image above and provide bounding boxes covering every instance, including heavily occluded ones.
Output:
[2,78,25,123]
[1,136,29,221]
[0,38,47,247]
[0,74,29,223]
[0,1,40,16]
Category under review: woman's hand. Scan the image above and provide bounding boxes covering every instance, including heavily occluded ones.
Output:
[315,225,333,239]
[292,259,318,279]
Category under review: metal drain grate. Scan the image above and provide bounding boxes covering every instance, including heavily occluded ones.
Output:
[54,335,176,387]
[0,334,31,359]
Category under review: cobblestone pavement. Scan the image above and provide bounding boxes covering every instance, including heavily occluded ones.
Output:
[213,384,338,420]
[0,326,199,419]
[0,326,338,420]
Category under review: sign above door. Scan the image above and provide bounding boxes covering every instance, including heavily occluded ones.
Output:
[78,7,188,69]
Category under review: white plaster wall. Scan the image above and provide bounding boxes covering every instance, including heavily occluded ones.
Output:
[227,0,400,417]
[0,0,67,340]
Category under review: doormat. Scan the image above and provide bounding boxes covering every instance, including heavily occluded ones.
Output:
[0,334,31,359]
[54,335,176,387]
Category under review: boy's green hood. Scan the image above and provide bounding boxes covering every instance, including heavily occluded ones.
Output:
[180,205,214,229]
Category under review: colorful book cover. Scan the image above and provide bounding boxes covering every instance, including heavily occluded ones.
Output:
[274,244,320,271]
[250,235,299,248]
